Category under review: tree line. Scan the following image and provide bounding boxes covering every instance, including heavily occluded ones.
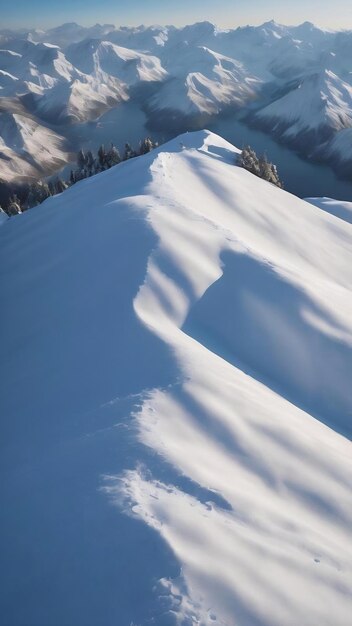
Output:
[0,137,157,216]
[0,140,285,219]
[237,146,283,188]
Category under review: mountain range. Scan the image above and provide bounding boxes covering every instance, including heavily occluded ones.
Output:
[1,20,352,185]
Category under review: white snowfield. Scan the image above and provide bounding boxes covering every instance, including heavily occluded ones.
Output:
[0,108,71,181]
[0,131,351,626]
[254,69,352,138]
[306,196,352,225]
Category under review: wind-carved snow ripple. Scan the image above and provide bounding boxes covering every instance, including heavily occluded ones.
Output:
[104,133,352,626]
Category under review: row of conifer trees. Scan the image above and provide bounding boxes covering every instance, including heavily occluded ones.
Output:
[1,141,284,217]
[237,145,283,188]
[1,137,157,216]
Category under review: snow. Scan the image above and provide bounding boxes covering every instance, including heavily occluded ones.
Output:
[305,196,352,224]
[1,20,352,182]
[33,71,128,123]
[0,107,71,182]
[254,69,352,136]
[66,39,168,86]
[147,46,261,116]
[28,22,116,48]
[324,126,352,167]
[1,130,351,626]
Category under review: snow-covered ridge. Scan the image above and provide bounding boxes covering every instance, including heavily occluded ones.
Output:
[305,196,352,224]
[253,69,352,147]
[1,131,351,626]
[1,20,352,183]
[0,101,71,181]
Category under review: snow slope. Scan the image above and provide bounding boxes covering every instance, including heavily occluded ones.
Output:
[323,126,352,175]
[0,131,352,626]
[146,45,261,117]
[65,39,168,86]
[31,71,128,124]
[306,196,352,224]
[0,104,71,182]
[253,69,352,148]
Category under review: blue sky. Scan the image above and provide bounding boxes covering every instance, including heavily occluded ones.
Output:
[1,0,351,30]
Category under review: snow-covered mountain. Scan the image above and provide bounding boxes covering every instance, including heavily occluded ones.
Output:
[145,45,261,120]
[65,39,168,85]
[1,20,352,183]
[0,99,71,182]
[1,131,351,626]
[252,69,352,150]
[322,126,352,177]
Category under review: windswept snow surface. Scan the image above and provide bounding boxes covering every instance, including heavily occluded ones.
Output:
[306,196,352,224]
[1,131,352,626]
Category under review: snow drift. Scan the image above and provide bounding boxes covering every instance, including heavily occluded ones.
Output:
[0,130,351,626]
[306,196,352,225]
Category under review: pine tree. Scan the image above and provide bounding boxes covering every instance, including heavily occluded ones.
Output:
[86,150,95,175]
[238,146,283,188]
[258,154,283,188]
[106,143,121,168]
[54,178,67,194]
[124,142,136,160]
[27,181,51,208]
[7,194,22,215]
[77,149,87,171]
[271,163,283,188]
[238,146,260,176]
[97,145,107,170]
[139,137,155,155]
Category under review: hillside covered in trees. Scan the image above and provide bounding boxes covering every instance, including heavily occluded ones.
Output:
[1,137,157,216]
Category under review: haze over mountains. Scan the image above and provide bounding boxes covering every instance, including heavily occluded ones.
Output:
[1,19,352,184]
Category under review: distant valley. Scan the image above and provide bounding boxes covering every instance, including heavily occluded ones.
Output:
[1,19,352,194]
